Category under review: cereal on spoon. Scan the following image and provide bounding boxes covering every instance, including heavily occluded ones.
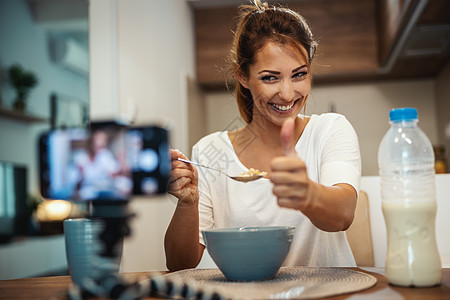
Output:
[239,168,268,178]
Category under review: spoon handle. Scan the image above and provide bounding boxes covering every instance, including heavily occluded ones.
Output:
[177,158,228,177]
[177,158,263,183]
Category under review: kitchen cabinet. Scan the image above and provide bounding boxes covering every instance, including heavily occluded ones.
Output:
[378,0,450,78]
[0,235,67,280]
[193,0,450,88]
[378,0,416,67]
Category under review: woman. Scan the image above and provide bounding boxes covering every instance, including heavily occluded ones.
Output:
[73,129,131,200]
[165,0,361,271]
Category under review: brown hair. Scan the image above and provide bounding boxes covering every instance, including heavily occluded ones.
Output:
[229,0,318,124]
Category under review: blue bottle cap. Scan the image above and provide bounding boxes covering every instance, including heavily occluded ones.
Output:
[389,107,418,122]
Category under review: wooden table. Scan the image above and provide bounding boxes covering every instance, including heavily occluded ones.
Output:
[0,268,449,299]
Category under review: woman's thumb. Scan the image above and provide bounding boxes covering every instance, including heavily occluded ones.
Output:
[281,118,296,157]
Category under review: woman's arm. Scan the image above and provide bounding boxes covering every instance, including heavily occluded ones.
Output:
[270,158,357,232]
[164,149,205,271]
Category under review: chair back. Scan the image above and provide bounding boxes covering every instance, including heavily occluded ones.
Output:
[346,190,375,267]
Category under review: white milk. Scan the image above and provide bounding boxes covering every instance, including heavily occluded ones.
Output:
[382,201,442,287]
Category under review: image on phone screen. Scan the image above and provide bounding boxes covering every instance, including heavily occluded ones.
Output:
[40,127,131,201]
[40,125,170,201]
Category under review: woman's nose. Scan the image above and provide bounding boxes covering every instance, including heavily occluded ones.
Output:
[278,80,296,101]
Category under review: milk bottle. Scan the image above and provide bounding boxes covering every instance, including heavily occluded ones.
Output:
[378,107,442,287]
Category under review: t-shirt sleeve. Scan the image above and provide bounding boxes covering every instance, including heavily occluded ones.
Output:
[191,143,214,246]
[319,115,361,194]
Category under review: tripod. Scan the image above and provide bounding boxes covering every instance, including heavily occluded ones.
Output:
[67,200,141,299]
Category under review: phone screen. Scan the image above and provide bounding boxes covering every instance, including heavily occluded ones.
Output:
[39,125,169,201]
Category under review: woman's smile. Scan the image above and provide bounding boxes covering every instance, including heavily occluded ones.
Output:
[270,99,299,112]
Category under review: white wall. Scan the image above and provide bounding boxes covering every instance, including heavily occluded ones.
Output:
[89,0,195,272]
[204,90,242,134]
[309,80,438,176]
[202,79,439,176]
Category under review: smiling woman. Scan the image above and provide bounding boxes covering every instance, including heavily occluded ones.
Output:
[165,0,361,272]
[235,42,311,129]
[231,1,317,125]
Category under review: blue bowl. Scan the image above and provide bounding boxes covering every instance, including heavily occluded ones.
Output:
[202,226,295,281]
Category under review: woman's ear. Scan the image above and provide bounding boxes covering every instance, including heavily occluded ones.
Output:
[235,69,249,89]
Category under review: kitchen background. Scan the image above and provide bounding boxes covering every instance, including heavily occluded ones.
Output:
[0,0,449,279]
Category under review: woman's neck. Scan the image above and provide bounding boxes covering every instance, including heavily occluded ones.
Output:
[244,114,305,148]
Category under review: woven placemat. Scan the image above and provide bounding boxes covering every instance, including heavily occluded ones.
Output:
[162,266,377,299]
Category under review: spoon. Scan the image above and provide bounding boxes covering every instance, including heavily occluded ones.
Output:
[177,158,265,183]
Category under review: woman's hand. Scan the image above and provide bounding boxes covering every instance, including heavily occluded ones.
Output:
[168,149,199,206]
[270,118,357,232]
[166,149,203,271]
[270,118,314,211]
[270,156,315,211]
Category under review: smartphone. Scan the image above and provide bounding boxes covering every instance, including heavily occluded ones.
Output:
[39,124,170,201]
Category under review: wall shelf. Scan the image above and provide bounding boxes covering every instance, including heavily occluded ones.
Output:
[0,106,47,123]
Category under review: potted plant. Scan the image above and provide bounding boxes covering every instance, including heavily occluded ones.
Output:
[8,64,38,112]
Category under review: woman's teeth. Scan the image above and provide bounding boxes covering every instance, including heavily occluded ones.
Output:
[271,101,295,111]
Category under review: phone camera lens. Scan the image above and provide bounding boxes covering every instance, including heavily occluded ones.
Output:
[141,177,158,194]
[138,149,158,172]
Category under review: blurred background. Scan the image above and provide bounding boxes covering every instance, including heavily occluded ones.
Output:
[0,0,449,279]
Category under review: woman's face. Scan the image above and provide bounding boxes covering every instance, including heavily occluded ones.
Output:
[92,131,108,152]
[238,41,311,127]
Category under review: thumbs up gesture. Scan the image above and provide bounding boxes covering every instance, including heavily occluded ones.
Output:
[270,118,313,211]
[280,118,297,157]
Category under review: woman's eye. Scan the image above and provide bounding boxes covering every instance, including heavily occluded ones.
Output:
[261,75,278,82]
[293,71,307,79]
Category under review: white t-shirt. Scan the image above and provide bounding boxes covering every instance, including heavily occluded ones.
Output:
[192,113,361,267]
[73,148,119,199]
